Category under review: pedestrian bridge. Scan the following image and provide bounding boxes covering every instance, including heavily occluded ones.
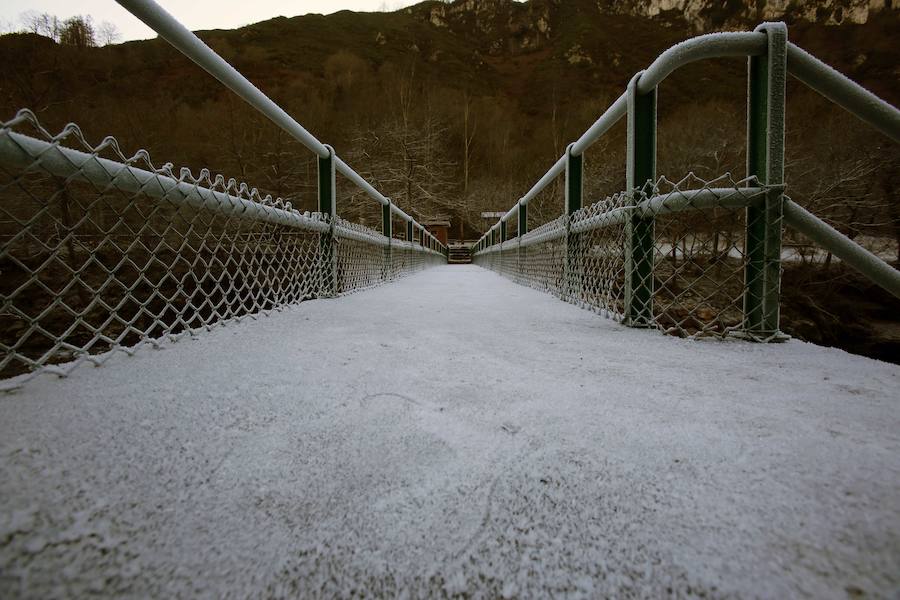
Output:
[1,0,899,597]
[3,265,899,597]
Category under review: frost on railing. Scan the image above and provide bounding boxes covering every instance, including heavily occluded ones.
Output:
[474,174,774,339]
[331,217,438,293]
[516,215,567,294]
[334,216,389,293]
[0,110,443,388]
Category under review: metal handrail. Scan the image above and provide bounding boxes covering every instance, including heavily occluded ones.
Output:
[115,0,445,253]
[493,32,772,228]
[477,31,770,250]
[786,43,900,142]
[474,28,900,303]
[0,128,330,232]
[783,199,900,298]
[638,32,767,93]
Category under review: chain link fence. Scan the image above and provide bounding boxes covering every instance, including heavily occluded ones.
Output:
[474,174,776,339]
[0,110,444,388]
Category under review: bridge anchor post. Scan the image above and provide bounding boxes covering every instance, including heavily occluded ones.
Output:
[743,22,787,341]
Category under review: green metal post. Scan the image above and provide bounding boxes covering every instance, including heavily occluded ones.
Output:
[518,201,527,281]
[564,143,583,299]
[383,201,392,281]
[744,22,787,340]
[565,146,583,217]
[382,203,391,237]
[407,220,413,242]
[518,202,528,237]
[624,73,656,327]
[317,144,337,296]
[500,220,508,274]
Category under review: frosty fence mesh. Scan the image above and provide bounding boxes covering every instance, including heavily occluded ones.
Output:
[474,174,775,339]
[332,217,440,294]
[0,111,443,387]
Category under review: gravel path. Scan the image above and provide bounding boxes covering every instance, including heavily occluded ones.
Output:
[1,265,898,598]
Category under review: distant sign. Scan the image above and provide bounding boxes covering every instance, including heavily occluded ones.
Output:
[481,212,505,219]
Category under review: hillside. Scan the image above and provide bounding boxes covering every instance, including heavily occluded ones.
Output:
[1,0,897,218]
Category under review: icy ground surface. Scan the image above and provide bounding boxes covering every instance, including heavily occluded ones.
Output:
[1,265,899,598]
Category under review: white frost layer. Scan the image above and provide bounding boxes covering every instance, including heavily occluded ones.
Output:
[1,265,898,598]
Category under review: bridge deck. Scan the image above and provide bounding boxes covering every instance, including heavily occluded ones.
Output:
[2,265,898,597]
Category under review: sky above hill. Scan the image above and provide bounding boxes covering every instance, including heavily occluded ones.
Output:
[0,1,430,41]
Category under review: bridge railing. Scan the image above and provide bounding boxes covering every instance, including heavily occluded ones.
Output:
[0,0,447,389]
[472,22,900,341]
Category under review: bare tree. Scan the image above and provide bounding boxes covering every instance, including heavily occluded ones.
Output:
[97,21,121,46]
[59,16,96,48]
[0,18,18,34]
[346,113,456,223]
[785,111,894,267]
[338,56,459,227]
[20,11,60,41]
[460,91,477,239]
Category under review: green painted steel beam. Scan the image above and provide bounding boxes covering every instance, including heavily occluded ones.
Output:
[382,202,392,238]
[624,73,657,327]
[517,201,528,281]
[317,144,337,296]
[564,144,583,299]
[518,202,528,236]
[383,201,392,280]
[317,144,336,216]
[743,22,787,339]
[565,144,582,216]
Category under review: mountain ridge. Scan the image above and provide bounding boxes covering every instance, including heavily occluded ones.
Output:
[0,0,896,204]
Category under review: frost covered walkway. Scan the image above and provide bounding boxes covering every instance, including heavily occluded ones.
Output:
[1,265,899,598]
